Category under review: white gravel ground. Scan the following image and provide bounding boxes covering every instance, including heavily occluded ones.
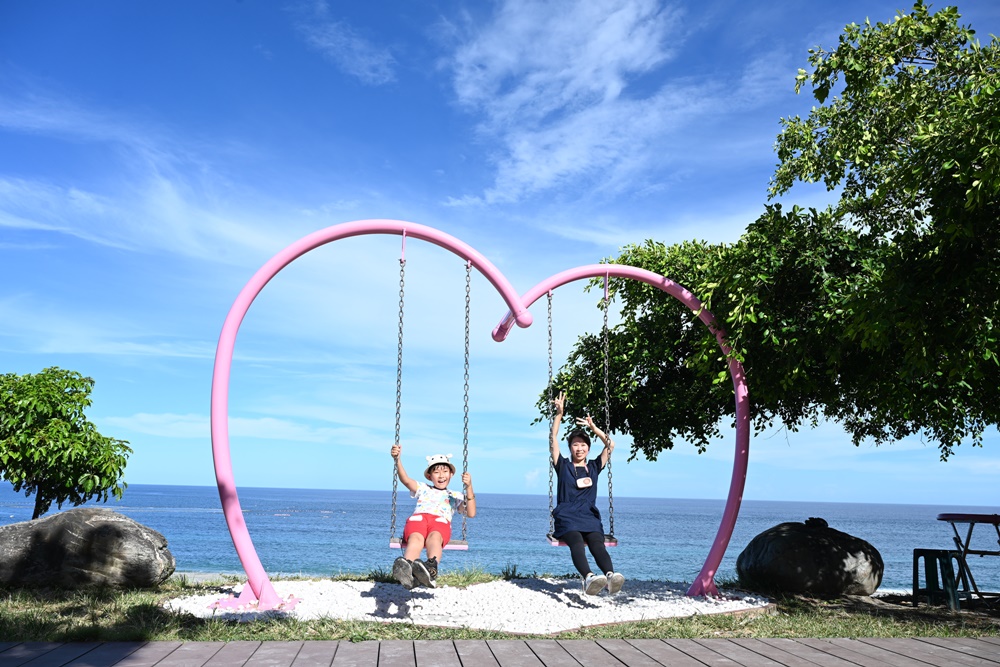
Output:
[164,578,771,635]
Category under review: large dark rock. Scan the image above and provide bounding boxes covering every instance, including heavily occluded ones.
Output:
[0,507,175,588]
[736,517,883,597]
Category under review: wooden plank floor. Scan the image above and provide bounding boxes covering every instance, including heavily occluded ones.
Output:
[0,639,997,667]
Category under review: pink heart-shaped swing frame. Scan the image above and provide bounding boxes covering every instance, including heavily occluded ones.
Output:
[210,220,749,610]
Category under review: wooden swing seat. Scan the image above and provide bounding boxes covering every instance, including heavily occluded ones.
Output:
[546,533,618,547]
[390,537,469,551]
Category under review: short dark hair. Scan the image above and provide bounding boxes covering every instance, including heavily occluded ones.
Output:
[567,429,591,447]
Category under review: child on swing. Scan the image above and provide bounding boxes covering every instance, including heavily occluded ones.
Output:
[550,391,625,595]
[390,444,476,589]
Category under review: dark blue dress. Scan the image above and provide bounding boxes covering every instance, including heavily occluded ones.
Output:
[552,454,605,537]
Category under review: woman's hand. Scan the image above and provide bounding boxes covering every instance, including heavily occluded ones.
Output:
[577,414,614,451]
[391,444,401,460]
[551,391,566,417]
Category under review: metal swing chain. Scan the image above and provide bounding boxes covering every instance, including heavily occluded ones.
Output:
[603,279,615,537]
[461,261,471,541]
[390,255,406,542]
[547,291,555,536]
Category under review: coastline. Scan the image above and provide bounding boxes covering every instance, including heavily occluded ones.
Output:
[6,486,995,590]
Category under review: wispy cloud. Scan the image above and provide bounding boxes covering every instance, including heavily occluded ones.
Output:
[104,412,362,443]
[292,1,396,85]
[447,0,682,204]
[452,0,678,126]
[445,0,795,205]
[0,178,135,250]
[0,174,292,266]
[0,84,169,162]
[0,84,299,265]
[534,201,786,248]
[0,295,215,358]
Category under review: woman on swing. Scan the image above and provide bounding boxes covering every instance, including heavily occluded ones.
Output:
[550,391,626,596]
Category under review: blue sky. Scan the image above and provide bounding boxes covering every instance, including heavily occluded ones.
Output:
[2,0,998,507]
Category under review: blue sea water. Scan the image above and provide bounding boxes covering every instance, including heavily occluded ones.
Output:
[1,484,997,593]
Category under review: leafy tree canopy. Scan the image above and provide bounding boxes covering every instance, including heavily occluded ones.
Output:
[0,367,132,519]
[546,2,999,461]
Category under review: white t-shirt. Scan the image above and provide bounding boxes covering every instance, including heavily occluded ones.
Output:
[410,484,465,522]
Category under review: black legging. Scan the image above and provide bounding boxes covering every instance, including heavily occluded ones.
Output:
[560,530,614,577]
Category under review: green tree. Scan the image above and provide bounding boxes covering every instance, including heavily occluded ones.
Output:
[547,2,999,461]
[0,367,132,519]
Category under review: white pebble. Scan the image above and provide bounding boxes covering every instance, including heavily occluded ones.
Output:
[164,578,770,634]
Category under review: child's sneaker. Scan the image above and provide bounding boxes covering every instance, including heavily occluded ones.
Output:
[392,557,414,590]
[607,571,625,595]
[583,573,607,596]
[412,559,434,588]
[425,556,439,584]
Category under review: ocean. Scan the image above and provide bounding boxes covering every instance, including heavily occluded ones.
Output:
[1,484,997,593]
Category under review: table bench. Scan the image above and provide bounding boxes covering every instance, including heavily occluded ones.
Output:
[936,512,1000,606]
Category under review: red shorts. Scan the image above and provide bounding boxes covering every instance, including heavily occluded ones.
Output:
[402,513,452,546]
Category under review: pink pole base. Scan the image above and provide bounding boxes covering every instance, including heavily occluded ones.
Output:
[209,586,300,612]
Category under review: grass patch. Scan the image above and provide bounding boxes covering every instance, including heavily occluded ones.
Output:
[1,578,997,642]
[500,562,522,580]
[360,567,395,584]
[438,565,495,588]
[499,563,578,580]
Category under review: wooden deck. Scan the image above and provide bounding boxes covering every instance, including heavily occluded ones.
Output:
[1,638,998,667]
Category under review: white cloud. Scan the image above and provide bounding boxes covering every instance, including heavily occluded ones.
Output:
[104,412,364,444]
[0,85,166,160]
[0,85,304,267]
[443,0,804,206]
[293,1,396,85]
[0,173,295,265]
[448,0,686,204]
[0,179,131,249]
[452,0,678,125]
[0,295,216,359]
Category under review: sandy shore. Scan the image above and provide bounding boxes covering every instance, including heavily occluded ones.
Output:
[164,577,771,634]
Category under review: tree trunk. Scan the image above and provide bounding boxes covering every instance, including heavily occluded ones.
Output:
[32,494,45,520]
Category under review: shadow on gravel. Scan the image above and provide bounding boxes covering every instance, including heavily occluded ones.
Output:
[359,582,431,619]
[506,578,603,609]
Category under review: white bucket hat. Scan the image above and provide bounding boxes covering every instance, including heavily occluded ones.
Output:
[424,453,456,479]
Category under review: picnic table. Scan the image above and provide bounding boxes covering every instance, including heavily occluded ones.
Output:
[936,512,1000,605]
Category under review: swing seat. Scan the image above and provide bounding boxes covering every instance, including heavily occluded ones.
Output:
[546,533,618,547]
[390,537,469,551]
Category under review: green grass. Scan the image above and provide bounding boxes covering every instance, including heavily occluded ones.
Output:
[1,576,997,642]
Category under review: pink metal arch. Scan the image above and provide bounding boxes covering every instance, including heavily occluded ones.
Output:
[210,220,532,609]
[492,265,750,598]
[211,221,748,608]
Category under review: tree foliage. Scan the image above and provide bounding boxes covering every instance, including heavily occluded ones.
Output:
[546,2,1000,461]
[0,367,132,519]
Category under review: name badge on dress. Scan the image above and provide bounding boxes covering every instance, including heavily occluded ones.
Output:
[576,477,592,489]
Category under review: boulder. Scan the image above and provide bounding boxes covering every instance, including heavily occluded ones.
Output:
[0,507,175,588]
[736,517,883,597]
